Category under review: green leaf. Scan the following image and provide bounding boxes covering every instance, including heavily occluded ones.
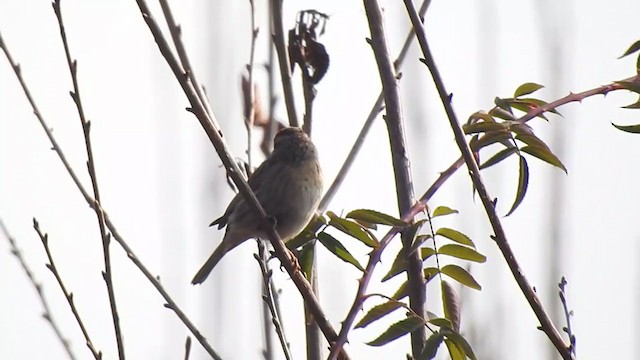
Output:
[469,131,512,151]
[346,209,407,227]
[514,82,544,97]
[286,216,324,249]
[355,301,403,329]
[443,328,478,360]
[612,122,640,134]
[441,264,481,290]
[418,332,444,360]
[366,316,424,346]
[506,155,529,216]
[317,232,364,271]
[438,244,487,263]
[462,122,506,135]
[619,40,640,58]
[479,147,518,170]
[421,247,436,261]
[489,106,516,120]
[616,81,640,94]
[514,133,548,149]
[494,97,513,114]
[435,227,475,248]
[442,281,460,332]
[411,234,433,254]
[445,339,466,360]
[520,145,567,173]
[298,243,315,281]
[428,317,453,329]
[432,206,459,218]
[382,248,407,282]
[423,267,440,282]
[327,211,379,248]
[467,111,496,123]
[392,281,408,300]
[623,98,640,109]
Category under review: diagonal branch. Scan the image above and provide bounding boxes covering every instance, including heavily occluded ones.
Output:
[1,219,78,360]
[52,2,125,358]
[132,1,348,357]
[402,1,574,358]
[33,219,102,360]
[318,0,432,212]
[0,30,223,360]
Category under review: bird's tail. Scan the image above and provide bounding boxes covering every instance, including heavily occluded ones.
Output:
[191,241,233,285]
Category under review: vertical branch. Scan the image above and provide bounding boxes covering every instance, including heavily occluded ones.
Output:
[402,1,573,359]
[52,2,125,359]
[254,244,293,360]
[245,0,259,169]
[362,0,425,357]
[270,0,299,127]
[1,219,77,360]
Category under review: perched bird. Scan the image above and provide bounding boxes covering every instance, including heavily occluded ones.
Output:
[192,127,323,284]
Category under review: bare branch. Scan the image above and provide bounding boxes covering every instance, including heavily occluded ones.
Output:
[0,219,77,360]
[254,244,292,360]
[33,219,102,360]
[270,0,299,127]
[51,2,125,358]
[362,1,425,357]
[0,29,222,360]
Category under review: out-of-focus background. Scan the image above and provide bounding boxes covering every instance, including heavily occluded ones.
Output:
[1,0,639,359]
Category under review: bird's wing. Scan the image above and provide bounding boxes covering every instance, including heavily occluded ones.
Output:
[209,158,274,228]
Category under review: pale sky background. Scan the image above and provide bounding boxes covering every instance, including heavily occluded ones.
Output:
[1,1,640,359]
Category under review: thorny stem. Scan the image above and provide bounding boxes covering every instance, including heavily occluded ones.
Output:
[329,157,465,360]
[403,1,584,358]
[363,1,425,357]
[1,219,77,360]
[33,219,103,360]
[52,2,125,358]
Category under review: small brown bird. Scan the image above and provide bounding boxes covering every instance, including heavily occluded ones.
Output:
[192,127,323,284]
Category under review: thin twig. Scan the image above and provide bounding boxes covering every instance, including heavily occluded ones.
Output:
[270,0,299,127]
[32,219,102,360]
[52,2,125,358]
[254,244,293,360]
[183,337,192,360]
[0,30,223,360]
[318,0,432,212]
[0,219,77,360]
[328,157,464,360]
[245,0,259,169]
[558,277,577,356]
[402,1,572,358]
[132,2,348,357]
[158,0,215,124]
[362,1,425,357]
